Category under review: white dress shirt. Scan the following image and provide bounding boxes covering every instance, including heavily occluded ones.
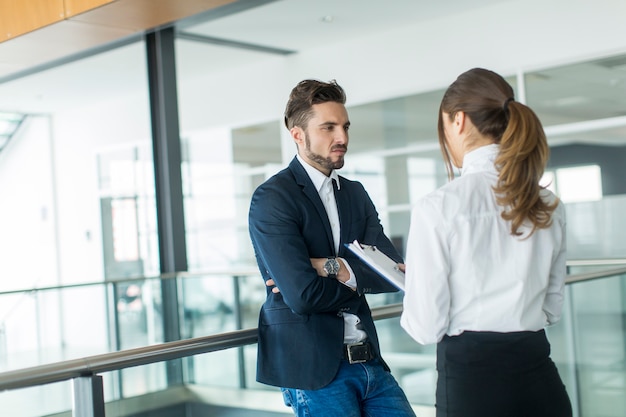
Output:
[400,144,567,345]
[296,155,366,343]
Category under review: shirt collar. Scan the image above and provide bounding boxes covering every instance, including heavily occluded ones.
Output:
[461,143,499,176]
[296,154,341,191]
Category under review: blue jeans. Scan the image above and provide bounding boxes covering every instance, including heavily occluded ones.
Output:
[281,358,416,417]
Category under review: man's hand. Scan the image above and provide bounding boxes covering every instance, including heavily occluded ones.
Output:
[266,278,280,293]
[397,263,406,273]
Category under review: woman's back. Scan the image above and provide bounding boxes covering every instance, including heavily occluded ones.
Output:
[402,144,566,344]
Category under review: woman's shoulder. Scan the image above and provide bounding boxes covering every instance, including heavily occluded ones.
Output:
[415,180,465,219]
[421,172,491,206]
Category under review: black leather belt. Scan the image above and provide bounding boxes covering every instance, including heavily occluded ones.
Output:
[344,342,374,364]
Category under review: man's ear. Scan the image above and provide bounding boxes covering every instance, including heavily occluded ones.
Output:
[291,126,305,145]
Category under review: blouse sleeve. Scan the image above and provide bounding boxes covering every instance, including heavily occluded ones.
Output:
[400,196,451,345]
[543,202,567,325]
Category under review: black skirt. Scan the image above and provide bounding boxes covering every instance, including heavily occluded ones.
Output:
[435,329,572,417]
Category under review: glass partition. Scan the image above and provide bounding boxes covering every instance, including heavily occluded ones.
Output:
[0,284,110,373]
[525,55,626,126]
[564,195,626,260]
[0,40,155,388]
[3,267,624,417]
[0,380,72,417]
[559,271,626,417]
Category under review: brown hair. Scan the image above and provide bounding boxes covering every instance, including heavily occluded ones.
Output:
[284,79,346,130]
[437,68,557,236]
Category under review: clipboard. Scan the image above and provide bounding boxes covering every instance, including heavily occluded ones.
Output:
[345,240,405,290]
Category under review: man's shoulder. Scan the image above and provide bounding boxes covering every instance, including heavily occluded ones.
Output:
[337,175,367,193]
[257,166,297,190]
[251,167,300,205]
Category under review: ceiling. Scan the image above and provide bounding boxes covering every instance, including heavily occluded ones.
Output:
[0,0,625,150]
[0,0,505,112]
[178,0,504,52]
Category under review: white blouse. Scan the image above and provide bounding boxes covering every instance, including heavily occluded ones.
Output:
[400,144,567,345]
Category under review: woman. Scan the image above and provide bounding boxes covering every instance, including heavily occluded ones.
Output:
[400,68,572,417]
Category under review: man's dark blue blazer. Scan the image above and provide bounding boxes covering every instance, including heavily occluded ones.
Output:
[248,157,402,390]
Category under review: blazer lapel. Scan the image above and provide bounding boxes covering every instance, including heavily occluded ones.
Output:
[334,177,351,253]
[289,158,336,252]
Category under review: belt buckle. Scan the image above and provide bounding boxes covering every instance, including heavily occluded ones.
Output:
[346,342,369,364]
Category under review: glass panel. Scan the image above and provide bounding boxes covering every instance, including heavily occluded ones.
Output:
[180,273,266,388]
[181,137,264,271]
[0,40,153,286]
[0,39,155,404]
[526,58,626,175]
[1,269,624,415]
[556,272,626,417]
[97,144,159,278]
[526,55,626,127]
[0,277,166,371]
[564,195,626,260]
[182,269,626,414]
[0,285,111,372]
[179,275,238,338]
[0,380,72,417]
[376,316,437,405]
[116,278,164,350]
[187,349,241,388]
[556,165,603,203]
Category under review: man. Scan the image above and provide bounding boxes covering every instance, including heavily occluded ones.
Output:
[248,79,415,417]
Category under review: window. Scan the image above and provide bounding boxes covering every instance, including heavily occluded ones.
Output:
[543,165,603,203]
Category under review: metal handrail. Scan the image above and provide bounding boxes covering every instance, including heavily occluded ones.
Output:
[565,265,626,284]
[0,265,624,393]
[0,328,258,391]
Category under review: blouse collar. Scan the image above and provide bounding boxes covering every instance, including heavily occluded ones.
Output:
[461,143,499,176]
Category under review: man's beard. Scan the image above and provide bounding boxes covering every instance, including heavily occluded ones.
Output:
[304,135,346,171]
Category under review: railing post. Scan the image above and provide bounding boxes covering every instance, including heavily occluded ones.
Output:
[233,275,246,388]
[72,375,105,417]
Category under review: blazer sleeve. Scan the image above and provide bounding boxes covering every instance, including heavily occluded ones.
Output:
[249,181,362,316]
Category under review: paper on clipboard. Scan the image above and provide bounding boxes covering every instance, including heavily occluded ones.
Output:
[345,240,405,290]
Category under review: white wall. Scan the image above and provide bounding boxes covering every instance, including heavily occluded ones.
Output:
[0,116,57,290]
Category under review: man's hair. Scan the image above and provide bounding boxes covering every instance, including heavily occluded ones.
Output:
[284,79,346,130]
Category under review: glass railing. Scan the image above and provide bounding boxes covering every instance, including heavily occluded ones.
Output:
[0,263,625,417]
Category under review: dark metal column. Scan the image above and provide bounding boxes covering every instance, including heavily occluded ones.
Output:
[73,375,105,417]
[146,27,187,386]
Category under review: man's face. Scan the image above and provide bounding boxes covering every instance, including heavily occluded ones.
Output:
[293,101,350,176]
